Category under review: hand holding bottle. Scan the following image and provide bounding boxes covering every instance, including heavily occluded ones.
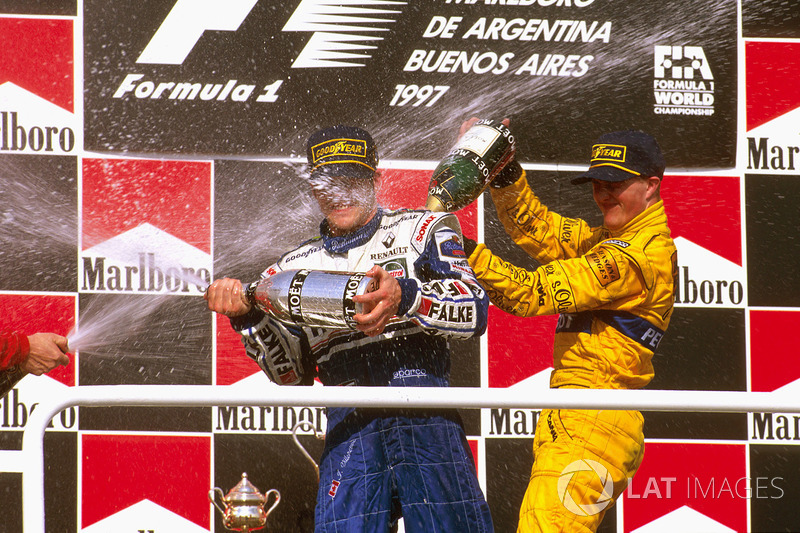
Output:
[425,117,516,212]
[205,278,251,317]
[352,265,401,337]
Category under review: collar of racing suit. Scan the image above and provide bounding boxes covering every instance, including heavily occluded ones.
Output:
[605,199,670,238]
[319,208,385,254]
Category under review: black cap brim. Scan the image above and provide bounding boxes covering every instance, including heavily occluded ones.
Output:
[571,165,637,185]
[310,162,376,181]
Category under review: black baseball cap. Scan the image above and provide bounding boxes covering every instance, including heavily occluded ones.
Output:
[306,125,379,180]
[571,130,665,184]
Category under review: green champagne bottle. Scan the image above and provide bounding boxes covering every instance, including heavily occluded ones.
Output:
[425,119,515,212]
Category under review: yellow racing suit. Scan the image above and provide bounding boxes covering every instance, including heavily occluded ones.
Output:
[468,171,677,532]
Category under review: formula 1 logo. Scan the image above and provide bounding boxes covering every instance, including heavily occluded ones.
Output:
[557,459,614,517]
[653,45,715,117]
[137,0,407,68]
[137,0,258,65]
[284,0,407,68]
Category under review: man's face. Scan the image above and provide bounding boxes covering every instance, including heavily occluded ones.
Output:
[591,176,659,231]
[310,174,379,236]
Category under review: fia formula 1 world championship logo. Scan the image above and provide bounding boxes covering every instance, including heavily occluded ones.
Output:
[558,459,614,516]
[653,45,715,117]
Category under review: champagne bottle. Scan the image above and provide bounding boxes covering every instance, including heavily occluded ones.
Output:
[245,269,377,329]
[425,118,516,212]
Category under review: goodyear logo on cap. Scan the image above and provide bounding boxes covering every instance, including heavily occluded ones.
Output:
[591,144,626,164]
[311,138,368,166]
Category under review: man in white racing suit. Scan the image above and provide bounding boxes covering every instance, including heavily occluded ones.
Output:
[205,125,494,533]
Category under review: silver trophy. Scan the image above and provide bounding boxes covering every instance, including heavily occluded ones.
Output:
[209,473,280,532]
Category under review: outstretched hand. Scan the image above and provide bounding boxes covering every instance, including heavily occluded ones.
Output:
[205,277,251,317]
[352,265,401,337]
[22,333,70,375]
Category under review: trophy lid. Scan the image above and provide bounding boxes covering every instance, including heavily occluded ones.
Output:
[225,473,265,504]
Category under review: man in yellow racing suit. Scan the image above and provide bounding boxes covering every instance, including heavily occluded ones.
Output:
[465,128,677,532]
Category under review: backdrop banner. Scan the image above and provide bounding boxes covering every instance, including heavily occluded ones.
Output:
[83,0,737,166]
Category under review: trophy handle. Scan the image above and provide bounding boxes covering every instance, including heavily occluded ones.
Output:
[208,487,227,515]
[292,420,324,481]
[263,488,281,518]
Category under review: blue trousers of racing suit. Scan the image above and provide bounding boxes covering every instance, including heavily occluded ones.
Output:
[314,336,493,533]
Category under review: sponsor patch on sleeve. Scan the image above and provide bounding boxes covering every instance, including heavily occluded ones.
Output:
[542,262,576,314]
[505,203,548,243]
[376,258,407,278]
[585,247,621,286]
[329,479,340,497]
[559,217,580,248]
[602,239,631,248]
[437,232,466,258]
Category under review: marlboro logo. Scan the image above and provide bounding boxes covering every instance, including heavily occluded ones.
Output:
[80,224,211,295]
[80,158,212,294]
[0,110,76,154]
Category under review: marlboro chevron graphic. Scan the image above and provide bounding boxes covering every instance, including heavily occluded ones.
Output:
[0,18,77,155]
[80,158,212,295]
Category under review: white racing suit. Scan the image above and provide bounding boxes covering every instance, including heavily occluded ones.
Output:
[229,207,494,532]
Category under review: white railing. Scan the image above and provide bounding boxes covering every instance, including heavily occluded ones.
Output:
[6,385,800,532]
